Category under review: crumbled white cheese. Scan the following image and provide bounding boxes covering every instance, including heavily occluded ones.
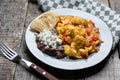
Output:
[38,29,62,49]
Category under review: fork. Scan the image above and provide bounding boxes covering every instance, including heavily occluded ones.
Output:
[0,42,58,80]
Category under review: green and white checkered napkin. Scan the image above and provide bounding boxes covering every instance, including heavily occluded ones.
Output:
[37,0,120,49]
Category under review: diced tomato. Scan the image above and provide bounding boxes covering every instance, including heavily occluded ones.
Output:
[83,52,88,58]
[61,35,65,42]
[89,20,95,26]
[90,34,99,42]
[92,36,98,41]
[62,34,67,44]
[86,28,92,35]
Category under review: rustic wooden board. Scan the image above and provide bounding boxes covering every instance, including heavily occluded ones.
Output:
[97,0,109,6]
[14,1,44,80]
[109,0,120,13]
[0,0,27,80]
[0,0,120,80]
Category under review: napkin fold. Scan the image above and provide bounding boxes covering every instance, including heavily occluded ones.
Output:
[37,0,120,49]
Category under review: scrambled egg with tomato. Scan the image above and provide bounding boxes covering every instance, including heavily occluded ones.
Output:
[56,16,103,59]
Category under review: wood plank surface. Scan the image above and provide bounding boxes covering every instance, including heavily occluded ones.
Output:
[0,0,27,80]
[97,0,109,6]
[108,0,120,80]
[14,1,43,80]
[0,0,120,80]
[109,0,120,13]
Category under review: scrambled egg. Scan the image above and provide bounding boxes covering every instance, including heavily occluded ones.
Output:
[56,16,103,59]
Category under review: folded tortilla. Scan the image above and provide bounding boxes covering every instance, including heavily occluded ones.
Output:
[30,11,61,32]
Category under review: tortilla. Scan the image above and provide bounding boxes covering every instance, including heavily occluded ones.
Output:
[30,11,61,32]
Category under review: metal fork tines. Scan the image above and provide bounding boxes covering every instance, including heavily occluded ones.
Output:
[0,42,58,80]
[0,42,21,62]
[0,42,32,66]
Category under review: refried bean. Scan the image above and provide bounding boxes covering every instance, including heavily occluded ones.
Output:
[36,40,66,59]
[35,29,66,59]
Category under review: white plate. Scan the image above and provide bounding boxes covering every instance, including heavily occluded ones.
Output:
[25,8,113,70]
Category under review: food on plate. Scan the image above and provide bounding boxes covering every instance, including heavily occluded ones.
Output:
[56,16,103,58]
[30,12,103,59]
[30,11,60,32]
[36,29,65,58]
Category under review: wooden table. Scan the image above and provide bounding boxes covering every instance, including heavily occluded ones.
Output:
[0,0,120,80]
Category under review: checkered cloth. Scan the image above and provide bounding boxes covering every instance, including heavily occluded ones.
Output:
[37,0,120,49]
